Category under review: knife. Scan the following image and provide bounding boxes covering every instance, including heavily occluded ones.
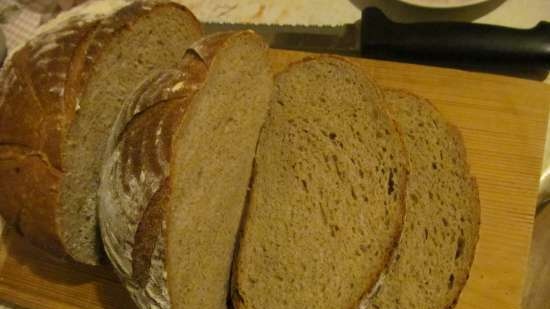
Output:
[204,7,550,70]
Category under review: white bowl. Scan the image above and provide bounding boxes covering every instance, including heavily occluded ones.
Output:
[398,0,491,8]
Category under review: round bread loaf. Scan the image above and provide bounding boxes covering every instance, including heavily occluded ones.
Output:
[0,0,202,264]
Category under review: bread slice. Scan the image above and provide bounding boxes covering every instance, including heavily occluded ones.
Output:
[360,89,480,309]
[99,31,272,309]
[232,56,408,309]
[0,0,201,264]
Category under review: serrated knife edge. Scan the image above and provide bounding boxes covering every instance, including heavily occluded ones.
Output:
[202,22,361,56]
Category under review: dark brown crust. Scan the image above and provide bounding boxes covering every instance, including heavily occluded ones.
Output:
[376,88,481,309]
[132,180,171,286]
[0,20,97,169]
[231,55,409,309]
[0,0,200,263]
[0,145,65,255]
[123,100,192,286]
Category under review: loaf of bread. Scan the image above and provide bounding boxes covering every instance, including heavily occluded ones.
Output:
[99,31,272,309]
[0,0,202,264]
[232,56,409,309]
[360,89,480,309]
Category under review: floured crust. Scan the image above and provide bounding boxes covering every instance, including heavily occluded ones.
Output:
[99,31,267,309]
[0,0,200,264]
[101,97,190,308]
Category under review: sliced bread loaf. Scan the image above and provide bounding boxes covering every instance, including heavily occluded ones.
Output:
[0,0,202,264]
[232,56,409,309]
[99,31,272,309]
[360,89,480,309]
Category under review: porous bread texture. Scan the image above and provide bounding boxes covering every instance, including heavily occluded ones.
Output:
[99,31,272,309]
[233,56,409,309]
[360,89,480,309]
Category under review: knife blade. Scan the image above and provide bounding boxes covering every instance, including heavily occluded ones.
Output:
[203,7,550,70]
[203,22,361,57]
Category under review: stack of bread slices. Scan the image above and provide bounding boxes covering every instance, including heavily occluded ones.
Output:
[0,1,480,309]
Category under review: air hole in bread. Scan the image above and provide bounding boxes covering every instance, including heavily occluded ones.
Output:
[410,193,418,203]
[302,180,309,192]
[330,225,340,237]
[387,171,395,195]
[351,187,358,200]
[448,274,455,289]
[455,237,465,259]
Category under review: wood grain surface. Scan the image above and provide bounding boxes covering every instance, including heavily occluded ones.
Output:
[0,50,548,309]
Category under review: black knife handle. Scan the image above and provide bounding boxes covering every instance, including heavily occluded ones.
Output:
[361,8,550,69]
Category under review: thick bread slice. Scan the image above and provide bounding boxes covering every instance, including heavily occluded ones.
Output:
[0,0,201,264]
[361,89,480,309]
[99,31,272,309]
[233,56,408,309]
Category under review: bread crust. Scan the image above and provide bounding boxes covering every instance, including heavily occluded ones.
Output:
[0,1,200,264]
[0,145,64,254]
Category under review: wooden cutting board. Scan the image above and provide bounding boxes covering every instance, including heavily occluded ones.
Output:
[0,50,548,309]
